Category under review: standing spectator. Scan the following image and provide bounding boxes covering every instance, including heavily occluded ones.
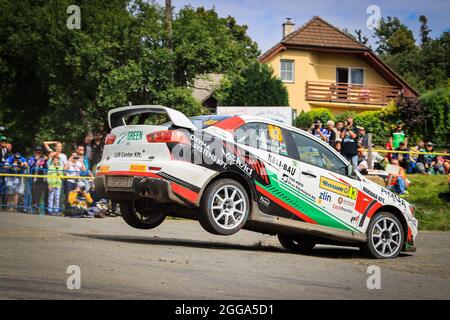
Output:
[334,121,344,143]
[309,120,328,142]
[358,127,369,149]
[44,141,68,167]
[47,156,63,215]
[76,145,90,173]
[324,120,334,144]
[389,121,408,149]
[340,116,359,170]
[64,152,86,194]
[0,135,10,163]
[28,146,48,214]
[0,135,11,205]
[392,141,411,172]
[387,158,409,195]
[83,135,93,166]
[90,131,104,171]
[4,152,28,211]
[6,142,12,154]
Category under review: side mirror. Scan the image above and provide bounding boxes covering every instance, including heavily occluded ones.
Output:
[347,164,354,176]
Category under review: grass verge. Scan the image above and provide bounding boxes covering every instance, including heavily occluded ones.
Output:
[403,174,450,231]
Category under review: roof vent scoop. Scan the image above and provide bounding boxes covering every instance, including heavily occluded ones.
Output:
[282,18,295,38]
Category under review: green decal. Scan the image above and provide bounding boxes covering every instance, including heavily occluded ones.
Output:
[258,170,359,232]
[127,131,143,141]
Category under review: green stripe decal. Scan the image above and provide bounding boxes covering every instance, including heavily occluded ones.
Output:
[256,170,357,232]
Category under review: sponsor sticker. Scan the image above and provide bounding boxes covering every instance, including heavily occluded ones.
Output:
[320,177,357,200]
[117,131,143,144]
[129,164,147,172]
[98,165,110,173]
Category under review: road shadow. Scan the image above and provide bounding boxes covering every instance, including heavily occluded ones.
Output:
[72,233,286,254]
[70,233,413,260]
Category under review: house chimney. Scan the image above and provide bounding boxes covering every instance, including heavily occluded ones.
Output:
[282,18,295,38]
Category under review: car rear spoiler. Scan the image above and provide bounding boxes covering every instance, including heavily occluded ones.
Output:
[108,105,196,131]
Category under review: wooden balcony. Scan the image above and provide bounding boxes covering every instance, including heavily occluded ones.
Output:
[305,81,402,106]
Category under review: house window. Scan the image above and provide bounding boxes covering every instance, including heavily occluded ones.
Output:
[336,67,364,85]
[280,59,294,82]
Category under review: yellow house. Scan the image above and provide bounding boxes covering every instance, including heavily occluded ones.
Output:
[260,16,418,114]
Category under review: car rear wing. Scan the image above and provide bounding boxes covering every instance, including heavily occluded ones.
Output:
[108,105,196,131]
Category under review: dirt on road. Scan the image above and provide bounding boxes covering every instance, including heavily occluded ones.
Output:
[0,211,449,299]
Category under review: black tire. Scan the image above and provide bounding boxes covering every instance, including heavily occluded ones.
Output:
[277,234,316,253]
[120,200,166,229]
[199,179,250,235]
[363,212,404,259]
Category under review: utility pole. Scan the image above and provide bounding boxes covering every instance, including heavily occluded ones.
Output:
[165,0,174,85]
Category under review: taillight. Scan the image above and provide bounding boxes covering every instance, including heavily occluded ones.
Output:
[105,133,116,145]
[146,130,190,144]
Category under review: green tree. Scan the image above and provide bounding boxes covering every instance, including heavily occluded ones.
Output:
[216,63,289,106]
[419,15,431,47]
[0,1,258,152]
[172,6,259,86]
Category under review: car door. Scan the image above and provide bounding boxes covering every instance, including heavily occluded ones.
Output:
[287,130,363,233]
[233,122,301,220]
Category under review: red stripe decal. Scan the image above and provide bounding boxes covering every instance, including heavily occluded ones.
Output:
[329,173,351,186]
[171,182,198,203]
[96,171,160,178]
[366,202,383,219]
[256,184,317,224]
[213,116,245,130]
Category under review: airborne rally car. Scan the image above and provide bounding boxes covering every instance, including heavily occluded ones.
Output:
[95,105,418,259]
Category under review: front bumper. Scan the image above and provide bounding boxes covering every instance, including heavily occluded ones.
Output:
[95,175,188,205]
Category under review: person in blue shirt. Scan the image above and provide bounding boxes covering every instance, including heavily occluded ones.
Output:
[309,120,328,142]
[27,146,48,214]
[4,152,28,211]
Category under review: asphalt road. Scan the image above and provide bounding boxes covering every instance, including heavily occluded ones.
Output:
[0,211,449,300]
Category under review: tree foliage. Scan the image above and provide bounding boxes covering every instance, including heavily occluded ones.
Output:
[0,0,258,153]
[216,63,289,106]
[373,16,449,93]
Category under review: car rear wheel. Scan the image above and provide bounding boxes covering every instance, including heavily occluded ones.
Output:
[277,234,316,253]
[120,199,166,229]
[199,179,249,235]
[363,212,404,259]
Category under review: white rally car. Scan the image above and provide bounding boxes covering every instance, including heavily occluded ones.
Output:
[95,105,418,259]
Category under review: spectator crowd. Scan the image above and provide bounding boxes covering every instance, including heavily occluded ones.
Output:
[0,132,113,218]
[308,117,450,195]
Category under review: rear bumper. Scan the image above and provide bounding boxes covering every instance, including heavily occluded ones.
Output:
[94,175,193,206]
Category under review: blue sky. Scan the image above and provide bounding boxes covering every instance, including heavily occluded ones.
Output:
[155,0,450,53]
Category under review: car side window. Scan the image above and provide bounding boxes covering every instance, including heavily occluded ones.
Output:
[234,122,288,156]
[290,131,347,175]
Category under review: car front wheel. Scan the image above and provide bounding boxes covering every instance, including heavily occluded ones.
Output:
[199,179,249,235]
[120,199,166,229]
[363,212,404,259]
[277,234,316,253]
